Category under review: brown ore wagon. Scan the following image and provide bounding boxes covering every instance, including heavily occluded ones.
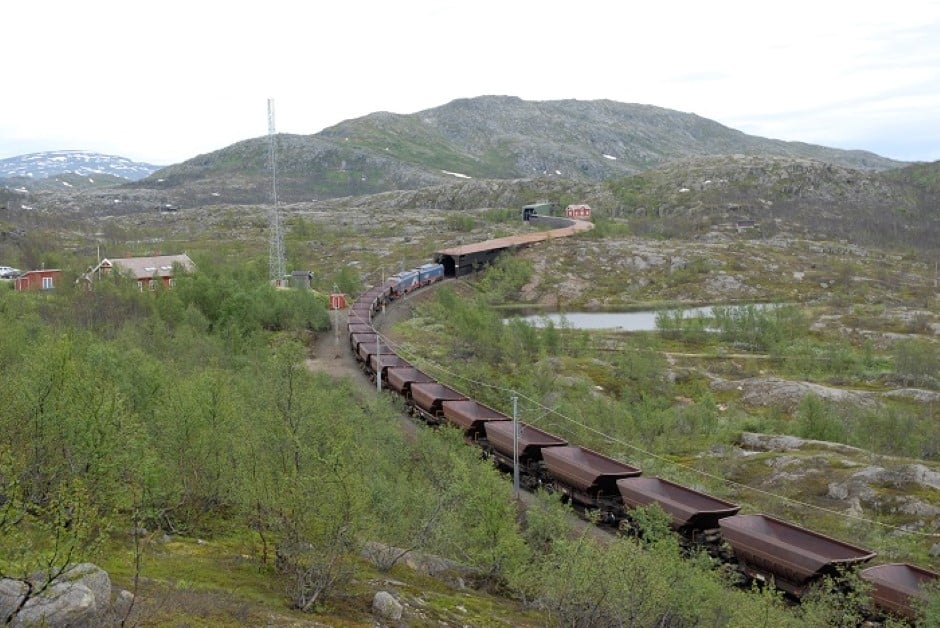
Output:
[349,305,374,323]
[540,446,641,518]
[616,476,740,539]
[482,421,567,487]
[346,323,374,336]
[718,514,876,597]
[409,382,467,425]
[369,354,410,384]
[441,399,510,441]
[357,337,394,364]
[861,562,940,622]
[349,332,379,354]
[385,367,436,400]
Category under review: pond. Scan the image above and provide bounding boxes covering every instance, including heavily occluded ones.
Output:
[508,304,777,332]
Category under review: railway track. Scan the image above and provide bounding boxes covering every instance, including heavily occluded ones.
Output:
[342,219,938,624]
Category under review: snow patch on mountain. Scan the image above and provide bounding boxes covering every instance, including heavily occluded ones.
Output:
[0,150,162,181]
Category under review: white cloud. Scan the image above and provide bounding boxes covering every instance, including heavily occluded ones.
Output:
[2,0,939,163]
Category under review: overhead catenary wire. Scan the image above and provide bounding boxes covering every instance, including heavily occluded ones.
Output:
[356,297,940,539]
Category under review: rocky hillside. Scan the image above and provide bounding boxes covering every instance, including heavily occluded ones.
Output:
[133,97,903,204]
[7,155,938,255]
[605,155,940,252]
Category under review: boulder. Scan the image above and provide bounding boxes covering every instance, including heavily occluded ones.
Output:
[882,388,940,404]
[13,581,97,628]
[738,432,866,456]
[712,377,877,411]
[62,563,111,608]
[0,563,127,628]
[372,591,403,621]
[0,579,28,623]
[111,589,135,623]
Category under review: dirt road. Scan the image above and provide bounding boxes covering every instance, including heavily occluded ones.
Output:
[306,291,613,543]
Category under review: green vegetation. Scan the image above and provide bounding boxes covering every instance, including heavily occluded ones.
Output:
[0,263,534,623]
[3,167,939,624]
[7,250,931,625]
[0,269,797,624]
[391,259,940,623]
[444,212,477,233]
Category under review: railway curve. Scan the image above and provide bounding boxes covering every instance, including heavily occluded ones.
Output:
[342,216,938,624]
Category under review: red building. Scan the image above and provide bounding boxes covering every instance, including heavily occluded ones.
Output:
[14,269,62,291]
[565,204,592,218]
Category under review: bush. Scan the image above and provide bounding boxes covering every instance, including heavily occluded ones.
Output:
[444,213,476,232]
[712,304,806,352]
[893,339,939,389]
[795,394,845,443]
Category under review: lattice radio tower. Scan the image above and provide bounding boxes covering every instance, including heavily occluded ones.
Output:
[268,98,286,285]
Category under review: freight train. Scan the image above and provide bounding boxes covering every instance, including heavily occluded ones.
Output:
[344,252,938,624]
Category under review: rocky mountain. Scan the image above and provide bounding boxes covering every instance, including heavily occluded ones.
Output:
[5,97,936,253]
[313,155,939,253]
[137,97,904,205]
[0,150,162,189]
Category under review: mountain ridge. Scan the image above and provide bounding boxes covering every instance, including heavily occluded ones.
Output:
[0,150,162,189]
[137,97,905,204]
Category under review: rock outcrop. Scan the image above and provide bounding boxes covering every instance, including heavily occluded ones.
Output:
[0,563,133,627]
[372,591,403,621]
[711,376,878,411]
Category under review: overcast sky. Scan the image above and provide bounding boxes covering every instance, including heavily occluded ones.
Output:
[3,1,939,165]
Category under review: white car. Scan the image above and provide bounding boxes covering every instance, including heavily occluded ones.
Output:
[0,266,21,278]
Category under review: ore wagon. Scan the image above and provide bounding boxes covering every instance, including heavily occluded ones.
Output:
[410,382,467,425]
[357,337,394,364]
[349,305,374,324]
[861,563,940,622]
[385,367,436,403]
[369,354,410,383]
[482,421,567,487]
[719,514,876,596]
[358,285,389,306]
[541,446,641,521]
[349,332,375,352]
[617,476,740,541]
[347,322,373,335]
[349,332,380,356]
[441,399,510,441]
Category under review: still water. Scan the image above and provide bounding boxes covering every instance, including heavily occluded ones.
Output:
[510,305,772,332]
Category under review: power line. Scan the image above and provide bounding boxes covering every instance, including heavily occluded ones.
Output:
[362,310,940,539]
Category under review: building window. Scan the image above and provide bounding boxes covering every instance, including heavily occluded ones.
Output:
[169,278,176,288]
[42,276,53,290]
[137,281,143,291]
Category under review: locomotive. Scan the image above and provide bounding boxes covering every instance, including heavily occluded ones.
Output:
[344,248,938,624]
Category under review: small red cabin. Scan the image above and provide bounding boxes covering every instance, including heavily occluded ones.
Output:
[14,269,62,291]
[565,204,592,218]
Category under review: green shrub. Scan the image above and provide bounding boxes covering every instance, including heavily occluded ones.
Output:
[795,395,845,443]
[444,213,476,232]
[893,338,939,389]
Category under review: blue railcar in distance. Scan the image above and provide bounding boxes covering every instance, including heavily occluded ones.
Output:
[389,269,419,298]
[417,263,444,286]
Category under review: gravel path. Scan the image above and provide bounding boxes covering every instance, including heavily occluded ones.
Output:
[305,287,613,543]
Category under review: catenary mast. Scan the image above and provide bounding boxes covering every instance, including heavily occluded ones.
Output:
[268,98,286,285]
